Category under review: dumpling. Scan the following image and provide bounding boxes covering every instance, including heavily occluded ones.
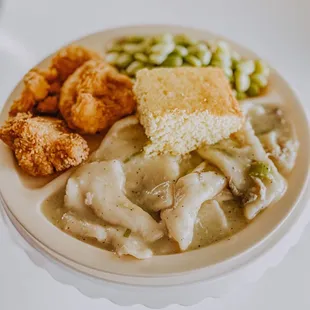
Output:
[62,212,152,259]
[64,160,164,242]
[190,200,229,250]
[242,101,299,175]
[161,162,227,250]
[90,115,147,162]
[124,153,180,212]
[198,121,287,220]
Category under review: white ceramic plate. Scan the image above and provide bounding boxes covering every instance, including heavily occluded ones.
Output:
[0,25,309,307]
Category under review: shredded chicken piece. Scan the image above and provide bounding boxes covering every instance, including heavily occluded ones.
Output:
[0,113,89,176]
[59,59,136,134]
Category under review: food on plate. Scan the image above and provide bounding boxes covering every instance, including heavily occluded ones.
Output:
[62,212,153,259]
[161,162,227,250]
[0,113,89,176]
[10,46,101,116]
[134,67,243,156]
[43,92,298,258]
[105,33,270,98]
[0,38,298,260]
[64,160,164,242]
[59,59,136,134]
[51,45,101,83]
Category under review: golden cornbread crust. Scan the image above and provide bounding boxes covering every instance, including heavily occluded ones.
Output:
[134,67,243,156]
[134,67,242,117]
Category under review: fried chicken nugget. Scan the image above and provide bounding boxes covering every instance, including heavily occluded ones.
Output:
[9,46,101,117]
[59,60,136,134]
[0,113,89,176]
[51,45,101,83]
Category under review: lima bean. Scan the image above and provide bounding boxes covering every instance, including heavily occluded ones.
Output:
[251,73,268,88]
[236,60,255,75]
[105,52,119,65]
[116,53,133,68]
[126,61,144,76]
[188,43,208,55]
[247,83,260,97]
[154,33,174,44]
[123,43,145,54]
[149,53,167,65]
[184,55,202,67]
[123,36,144,43]
[216,41,230,55]
[254,59,270,76]
[150,42,175,55]
[197,50,212,66]
[174,34,198,46]
[107,43,123,53]
[236,91,247,100]
[134,52,148,62]
[162,55,183,67]
[174,45,188,57]
[235,72,250,92]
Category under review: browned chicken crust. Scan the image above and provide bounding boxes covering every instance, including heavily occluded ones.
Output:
[59,60,136,134]
[9,46,101,117]
[0,113,89,176]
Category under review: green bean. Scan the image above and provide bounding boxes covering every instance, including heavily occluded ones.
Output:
[246,83,260,97]
[105,52,119,65]
[184,55,202,67]
[197,50,212,66]
[248,161,271,180]
[255,59,270,76]
[251,73,268,88]
[150,42,175,55]
[126,61,144,76]
[123,43,145,54]
[174,34,198,46]
[236,60,255,75]
[123,36,144,43]
[235,72,250,92]
[116,53,133,69]
[149,53,167,65]
[162,55,183,67]
[134,52,148,63]
[174,45,188,57]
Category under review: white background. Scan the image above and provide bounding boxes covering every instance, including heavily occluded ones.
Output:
[0,0,309,309]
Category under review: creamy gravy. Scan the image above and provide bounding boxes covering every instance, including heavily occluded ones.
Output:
[41,103,298,258]
[42,188,247,254]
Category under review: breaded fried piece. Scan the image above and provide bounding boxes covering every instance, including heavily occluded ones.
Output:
[0,113,89,176]
[59,60,136,134]
[9,46,101,117]
[51,45,101,83]
[10,69,61,116]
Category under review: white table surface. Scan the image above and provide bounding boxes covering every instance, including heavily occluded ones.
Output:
[0,0,309,309]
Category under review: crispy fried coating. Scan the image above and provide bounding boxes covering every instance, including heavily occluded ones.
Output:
[51,45,101,83]
[9,46,101,117]
[0,113,89,176]
[59,60,136,134]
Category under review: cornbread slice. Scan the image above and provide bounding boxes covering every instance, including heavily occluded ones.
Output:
[134,67,243,156]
